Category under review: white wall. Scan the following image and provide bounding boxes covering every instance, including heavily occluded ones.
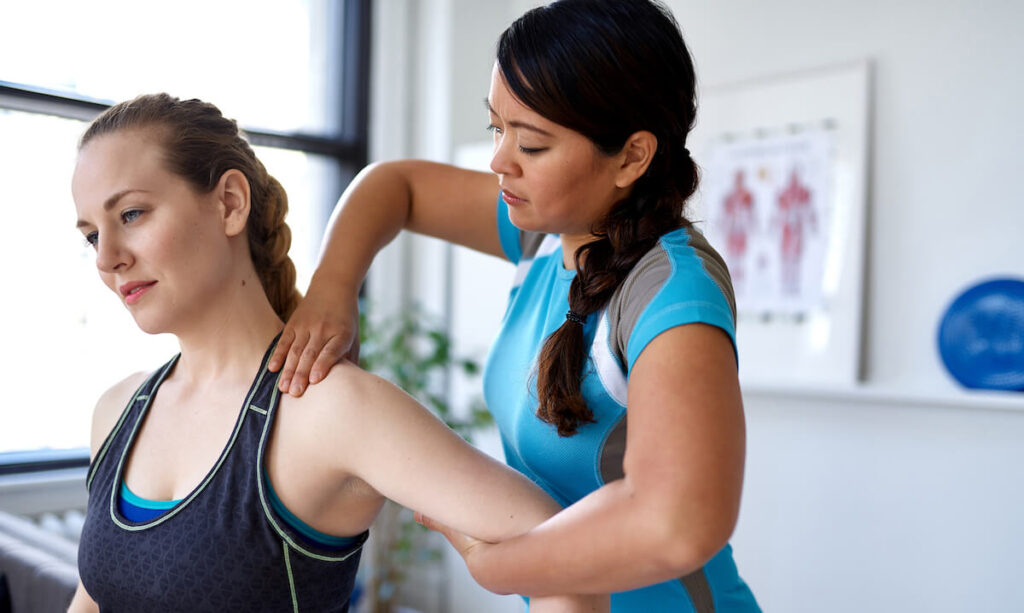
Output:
[674,0,1024,392]
[668,1,1024,610]
[372,1,1024,611]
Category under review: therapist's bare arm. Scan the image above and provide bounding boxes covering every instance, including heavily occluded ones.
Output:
[431,325,745,597]
[269,160,500,395]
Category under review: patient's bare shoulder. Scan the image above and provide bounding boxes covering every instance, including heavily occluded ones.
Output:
[89,371,148,459]
[278,359,427,466]
[296,359,410,418]
[269,360,396,487]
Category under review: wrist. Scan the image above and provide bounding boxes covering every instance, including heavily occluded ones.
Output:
[307,267,361,300]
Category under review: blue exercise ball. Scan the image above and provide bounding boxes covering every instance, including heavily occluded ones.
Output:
[937,277,1024,390]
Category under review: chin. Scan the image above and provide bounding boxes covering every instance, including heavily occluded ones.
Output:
[506,207,546,234]
[128,312,174,336]
[134,322,170,336]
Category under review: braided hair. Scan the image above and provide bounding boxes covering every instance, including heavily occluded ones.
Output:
[498,0,700,436]
[80,93,301,321]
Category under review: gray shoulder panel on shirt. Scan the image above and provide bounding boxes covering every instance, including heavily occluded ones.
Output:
[599,417,628,483]
[598,227,735,486]
[606,226,736,368]
[685,227,736,320]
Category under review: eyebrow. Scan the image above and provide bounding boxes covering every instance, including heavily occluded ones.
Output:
[75,189,149,228]
[485,99,554,137]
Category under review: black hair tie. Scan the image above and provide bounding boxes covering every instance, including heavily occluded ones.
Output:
[565,310,586,325]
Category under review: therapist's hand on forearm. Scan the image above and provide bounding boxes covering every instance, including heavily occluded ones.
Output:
[416,511,487,561]
[269,279,360,396]
[417,512,506,594]
[417,513,609,612]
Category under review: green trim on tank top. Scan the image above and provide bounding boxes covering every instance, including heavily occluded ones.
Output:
[262,471,360,547]
[120,471,358,548]
[254,380,364,562]
[107,354,242,532]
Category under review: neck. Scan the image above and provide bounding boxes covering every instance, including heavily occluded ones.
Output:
[171,270,285,388]
[560,233,599,271]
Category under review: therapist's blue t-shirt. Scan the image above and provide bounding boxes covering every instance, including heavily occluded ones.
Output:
[483,196,760,612]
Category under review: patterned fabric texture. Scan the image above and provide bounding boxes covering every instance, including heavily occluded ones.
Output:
[78,338,367,612]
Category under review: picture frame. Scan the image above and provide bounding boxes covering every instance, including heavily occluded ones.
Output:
[689,61,872,387]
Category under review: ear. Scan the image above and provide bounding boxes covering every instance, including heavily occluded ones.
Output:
[614,130,658,189]
[215,169,251,238]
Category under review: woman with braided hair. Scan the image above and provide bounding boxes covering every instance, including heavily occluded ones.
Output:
[68,93,605,612]
[271,1,761,611]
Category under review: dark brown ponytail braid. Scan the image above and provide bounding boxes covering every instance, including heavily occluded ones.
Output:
[500,0,701,435]
[536,154,698,436]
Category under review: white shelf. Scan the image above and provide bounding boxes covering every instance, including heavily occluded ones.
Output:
[742,381,1024,413]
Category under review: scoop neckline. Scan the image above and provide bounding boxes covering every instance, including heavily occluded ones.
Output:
[107,340,279,531]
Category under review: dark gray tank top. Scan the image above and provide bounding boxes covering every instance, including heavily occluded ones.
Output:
[78,338,367,612]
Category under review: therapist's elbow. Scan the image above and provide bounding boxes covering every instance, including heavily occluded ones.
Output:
[660,535,730,578]
[652,499,738,576]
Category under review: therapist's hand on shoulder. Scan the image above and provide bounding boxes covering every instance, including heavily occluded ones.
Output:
[269,281,360,396]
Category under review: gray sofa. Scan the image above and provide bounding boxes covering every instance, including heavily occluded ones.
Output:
[0,512,77,612]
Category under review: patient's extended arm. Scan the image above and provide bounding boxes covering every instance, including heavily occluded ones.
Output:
[306,362,608,611]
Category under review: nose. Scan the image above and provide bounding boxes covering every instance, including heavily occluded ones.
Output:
[95,234,131,274]
[489,132,520,177]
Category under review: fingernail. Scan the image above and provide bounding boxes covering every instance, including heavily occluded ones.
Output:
[310,372,321,383]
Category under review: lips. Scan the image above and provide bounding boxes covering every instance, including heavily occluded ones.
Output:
[501,188,527,205]
[119,280,157,305]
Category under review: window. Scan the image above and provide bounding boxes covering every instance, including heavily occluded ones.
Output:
[0,0,370,473]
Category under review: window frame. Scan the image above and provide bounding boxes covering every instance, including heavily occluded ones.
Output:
[0,0,371,476]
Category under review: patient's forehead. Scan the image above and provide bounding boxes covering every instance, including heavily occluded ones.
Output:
[72,129,173,203]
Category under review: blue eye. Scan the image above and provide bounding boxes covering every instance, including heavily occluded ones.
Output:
[121,209,143,224]
[486,124,502,135]
[82,209,142,248]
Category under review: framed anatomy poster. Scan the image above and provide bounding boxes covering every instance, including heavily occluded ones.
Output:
[688,61,871,387]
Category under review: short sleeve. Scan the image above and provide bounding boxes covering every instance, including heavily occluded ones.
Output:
[609,228,738,374]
